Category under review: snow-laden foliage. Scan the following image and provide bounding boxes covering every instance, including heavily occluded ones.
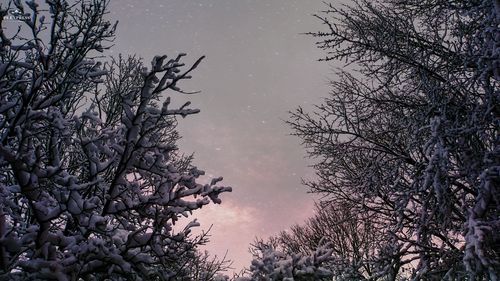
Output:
[287,0,499,280]
[0,1,231,280]
[269,202,384,280]
[236,239,333,281]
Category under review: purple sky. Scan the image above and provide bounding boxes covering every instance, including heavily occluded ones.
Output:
[107,0,333,272]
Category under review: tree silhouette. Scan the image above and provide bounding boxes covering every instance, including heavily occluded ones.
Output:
[287,0,499,279]
[0,1,231,280]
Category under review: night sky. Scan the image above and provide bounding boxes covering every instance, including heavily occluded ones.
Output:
[108,0,332,272]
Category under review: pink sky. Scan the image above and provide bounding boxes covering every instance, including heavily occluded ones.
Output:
[108,0,332,272]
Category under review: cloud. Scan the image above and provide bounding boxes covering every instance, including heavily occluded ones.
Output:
[193,198,257,230]
[186,199,259,273]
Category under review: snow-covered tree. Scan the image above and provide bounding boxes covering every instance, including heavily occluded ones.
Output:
[270,202,384,280]
[0,0,231,280]
[288,0,499,280]
[238,239,333,281]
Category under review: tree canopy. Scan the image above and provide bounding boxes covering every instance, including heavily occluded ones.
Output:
[0,1,231,280]
[281,0,499,280]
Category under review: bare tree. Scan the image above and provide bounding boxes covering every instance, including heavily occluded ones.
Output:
[271,202,383,280]
[185,249,232,281]
[0,1,231,280]
[288,0,499,280]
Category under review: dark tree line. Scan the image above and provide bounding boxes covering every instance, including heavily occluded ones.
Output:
[270,0,499,280]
